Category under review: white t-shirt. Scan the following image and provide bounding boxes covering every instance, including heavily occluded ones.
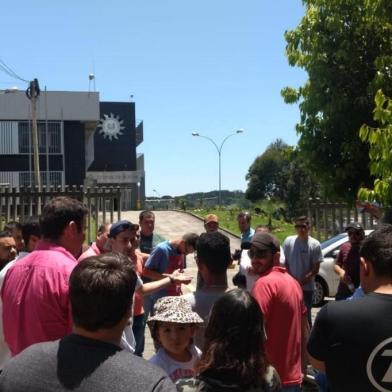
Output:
[0,259,17,369]
[239,246,286,292]
[0,252,28,370]
[120,275,143,353]
[149,344,201,382]
[283,235,323,291]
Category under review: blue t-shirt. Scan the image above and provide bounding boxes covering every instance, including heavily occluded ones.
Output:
[241,228,255,243]
[144,241,183,300]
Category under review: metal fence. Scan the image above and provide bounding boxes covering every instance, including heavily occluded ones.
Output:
[0,185,124,244]
[307,201,377,241]
[145,198,175,210]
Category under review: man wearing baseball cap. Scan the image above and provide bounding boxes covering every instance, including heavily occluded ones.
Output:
[250,232,308,391]
[204,214,219,232]
[333,222,365,300]
[283,216,323,326]
[107,220,192,356]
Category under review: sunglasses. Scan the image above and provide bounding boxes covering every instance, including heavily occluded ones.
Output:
[347,230,361,236]
[248,249,271,259]
[295,224,308,229]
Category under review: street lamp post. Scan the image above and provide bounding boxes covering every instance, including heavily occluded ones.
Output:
[192,129,244,206]
[152,189,161,198]
[136,181,141,210]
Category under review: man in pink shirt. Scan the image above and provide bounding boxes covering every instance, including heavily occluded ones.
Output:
[78,222,111,262]
[1,196,88,356]
[250,232,308,392]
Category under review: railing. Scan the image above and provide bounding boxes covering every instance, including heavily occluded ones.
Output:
[0,185,124,243]
[145,198,175,210]
[307,200,377,241]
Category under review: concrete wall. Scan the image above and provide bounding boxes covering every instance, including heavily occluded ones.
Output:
[0,91,99,121]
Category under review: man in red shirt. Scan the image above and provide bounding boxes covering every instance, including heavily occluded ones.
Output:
[251,232,308,392]
[2,196,88,356]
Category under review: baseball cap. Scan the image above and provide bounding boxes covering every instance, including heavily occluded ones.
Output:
[204,214,219,224]
[345,222,364,232]
[251,232,280,253]
[109,220,139,238]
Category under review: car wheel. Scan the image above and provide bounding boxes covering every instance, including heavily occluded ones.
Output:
[313,277,327,307]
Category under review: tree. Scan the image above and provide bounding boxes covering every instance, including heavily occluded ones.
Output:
[358,90,392,206]
[281,148,322,216]
[245,139,290,202]
[245,139,321,217]
[282,0,392,201]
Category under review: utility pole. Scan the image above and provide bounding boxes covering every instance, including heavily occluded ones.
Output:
[26,79,41,213]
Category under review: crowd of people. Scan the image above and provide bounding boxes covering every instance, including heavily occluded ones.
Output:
[0,196,391,391]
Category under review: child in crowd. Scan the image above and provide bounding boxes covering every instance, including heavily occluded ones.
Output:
[176,289,281,392]
[147,296,203,382]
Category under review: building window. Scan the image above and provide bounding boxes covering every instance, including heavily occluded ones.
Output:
[19,171,63,187]
[18,121,61,154]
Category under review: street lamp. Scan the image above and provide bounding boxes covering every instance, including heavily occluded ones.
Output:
[152,189,161,198]
[192,129,244,206]
[136,181,141,210]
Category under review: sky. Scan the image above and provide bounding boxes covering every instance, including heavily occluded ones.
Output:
[1,1,307,197]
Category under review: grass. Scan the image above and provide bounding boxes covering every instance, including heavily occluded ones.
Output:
[85,216,97,244]
[191,208,296,243]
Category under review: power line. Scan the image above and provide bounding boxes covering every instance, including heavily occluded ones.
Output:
[0,59,29,83]
[0,59,28,82]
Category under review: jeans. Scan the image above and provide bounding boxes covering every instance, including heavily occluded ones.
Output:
[132,314,145,357]
[282,385,301,392]
[303,290,314,327]
[142,294,160,352]
[143,294,154,320]
[315,373,329,392]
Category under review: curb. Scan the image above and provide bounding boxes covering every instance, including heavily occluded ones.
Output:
[171,209,241,239]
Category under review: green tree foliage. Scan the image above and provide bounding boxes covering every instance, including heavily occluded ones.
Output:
[281,149,321,216]
[282,0,392,201]
[245,139,320,217]
[358,90,392,206]
[173,190,250,209]
[245,139,289,201]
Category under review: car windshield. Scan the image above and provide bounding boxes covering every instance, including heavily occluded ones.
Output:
[321,233,347,249]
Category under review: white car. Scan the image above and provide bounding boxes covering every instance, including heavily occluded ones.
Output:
[313,230,373,306]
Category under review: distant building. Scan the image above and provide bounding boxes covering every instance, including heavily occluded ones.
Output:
[0,90,145,209]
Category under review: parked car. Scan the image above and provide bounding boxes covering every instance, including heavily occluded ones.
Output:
[313,230,373,306]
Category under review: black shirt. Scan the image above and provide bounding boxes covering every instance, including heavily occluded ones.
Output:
[308,293,392,391]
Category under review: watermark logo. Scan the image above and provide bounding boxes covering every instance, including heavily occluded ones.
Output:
[367,337,392,391]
